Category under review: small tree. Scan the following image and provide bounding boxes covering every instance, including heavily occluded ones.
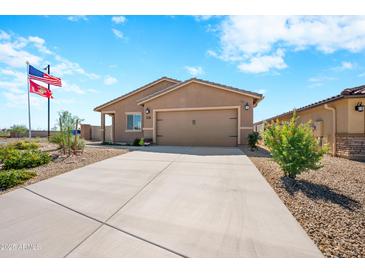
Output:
[57,111,84,155]
[263,113,327,179]
[9,124,27,138]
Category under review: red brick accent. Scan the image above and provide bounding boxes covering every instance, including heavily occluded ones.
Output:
[336,133,365,160]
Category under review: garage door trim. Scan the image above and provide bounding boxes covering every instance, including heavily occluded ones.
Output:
[152,106,241,145]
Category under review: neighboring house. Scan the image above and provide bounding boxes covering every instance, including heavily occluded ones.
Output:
[254,85,365,160]
[93,77,263,146]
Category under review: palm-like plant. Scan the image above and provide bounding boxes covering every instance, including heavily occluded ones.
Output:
[57,111,84,155]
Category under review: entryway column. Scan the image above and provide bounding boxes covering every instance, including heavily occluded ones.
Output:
[111,114,116,143]
[101,113,106,143]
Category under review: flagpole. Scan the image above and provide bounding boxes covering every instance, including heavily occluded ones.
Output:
[26,61,32,139]
[47,64,50,140]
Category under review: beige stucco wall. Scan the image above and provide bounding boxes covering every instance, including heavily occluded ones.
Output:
[347,98,365,134]
[142,82,255,145]
[97,80,258,145]
[261,97,365,154]
[98,80,176,143]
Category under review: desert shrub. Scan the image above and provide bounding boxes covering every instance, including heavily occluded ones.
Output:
[3,149,51,170]
[8,140,40,150]
[0,147,16,162]
[263,113,327,179]
[72,137,85,151]
[9,124,28,138]
[49,132,64,147]
[139,138,145,146]
[0,169,36,191]
[57,111,84,155]
[132,138,141,146]
[0,129,9,137]
[248,132,261,151]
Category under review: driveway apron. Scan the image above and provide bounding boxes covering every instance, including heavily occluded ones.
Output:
[0,146,322,257]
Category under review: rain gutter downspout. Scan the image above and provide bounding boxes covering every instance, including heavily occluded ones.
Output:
[324,104,336,156]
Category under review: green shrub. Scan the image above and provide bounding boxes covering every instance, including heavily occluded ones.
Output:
[3,149,51,170]
[72,137,85,151]
[132,138,141,146]
[0,146,16,162]
[0,169,36,191]
[263,113,327,179]
[8,140,40,150]
[57,110,84,155]
[248,132,261,151]
[0,130,9,137]
[49,132,64,147]
[139,138,145,146]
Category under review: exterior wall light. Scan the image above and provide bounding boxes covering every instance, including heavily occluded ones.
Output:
[355,102,364,112]
[244,102,250,110]
[145,108,150,114]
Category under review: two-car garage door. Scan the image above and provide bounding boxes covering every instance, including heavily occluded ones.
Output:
[156,109,238,146]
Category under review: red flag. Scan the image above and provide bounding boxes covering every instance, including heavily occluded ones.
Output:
[29,80,53,99]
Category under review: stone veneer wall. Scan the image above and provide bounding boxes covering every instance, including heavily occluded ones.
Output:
[336,133,365,160]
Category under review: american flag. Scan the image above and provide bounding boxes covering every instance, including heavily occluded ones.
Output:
[28,64,62,87]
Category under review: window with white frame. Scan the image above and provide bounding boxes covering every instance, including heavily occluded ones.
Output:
[126,113,142,131]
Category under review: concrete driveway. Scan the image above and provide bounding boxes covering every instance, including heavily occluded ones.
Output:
[0,146,322,258]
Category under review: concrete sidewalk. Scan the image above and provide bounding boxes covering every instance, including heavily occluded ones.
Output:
[0,146,323,257]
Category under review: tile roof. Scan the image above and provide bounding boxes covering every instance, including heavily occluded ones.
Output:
[193,78,263,98]
[341,84,365,95]
[137,77,263,104]
[255,84,365,125]
[94,77,180,111]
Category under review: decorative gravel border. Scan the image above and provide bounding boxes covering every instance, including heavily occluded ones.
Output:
[240,145,365,258]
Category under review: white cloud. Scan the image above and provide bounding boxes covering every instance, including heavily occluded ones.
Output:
[255,89,267,95]
[104,75,118,85]
[58,81,86,95]
[112,28,124,39]
[28,36,53,54]
[184,66,204,76]
[206,50,218,57]
[0,30,100,112]
[194,16,215,21]
[212,16,365,73]
[28,36,44,45]
[0,80,24,94]
[0,30,10,40]
[238,49,287,73]
[0,42,42,68]
[67,16,88,22]
[3,91,43,108]
[1,68,25,83]
[112,16,126,24]
[308,75,336,87]
[0,33,55,68]
[340,61,354,70]
[331,61,355,71]
[52,55,100,79]
[308,76,336,83]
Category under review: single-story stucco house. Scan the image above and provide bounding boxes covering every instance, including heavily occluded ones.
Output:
[91,77,263,146]
[254,85,365,160]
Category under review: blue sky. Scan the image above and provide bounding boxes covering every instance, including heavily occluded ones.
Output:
[1,15,365,129]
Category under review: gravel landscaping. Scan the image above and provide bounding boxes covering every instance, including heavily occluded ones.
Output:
[241,145,365,258]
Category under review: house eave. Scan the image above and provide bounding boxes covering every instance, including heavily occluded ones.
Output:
[93,77,180,112]
[137,78,263,105]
